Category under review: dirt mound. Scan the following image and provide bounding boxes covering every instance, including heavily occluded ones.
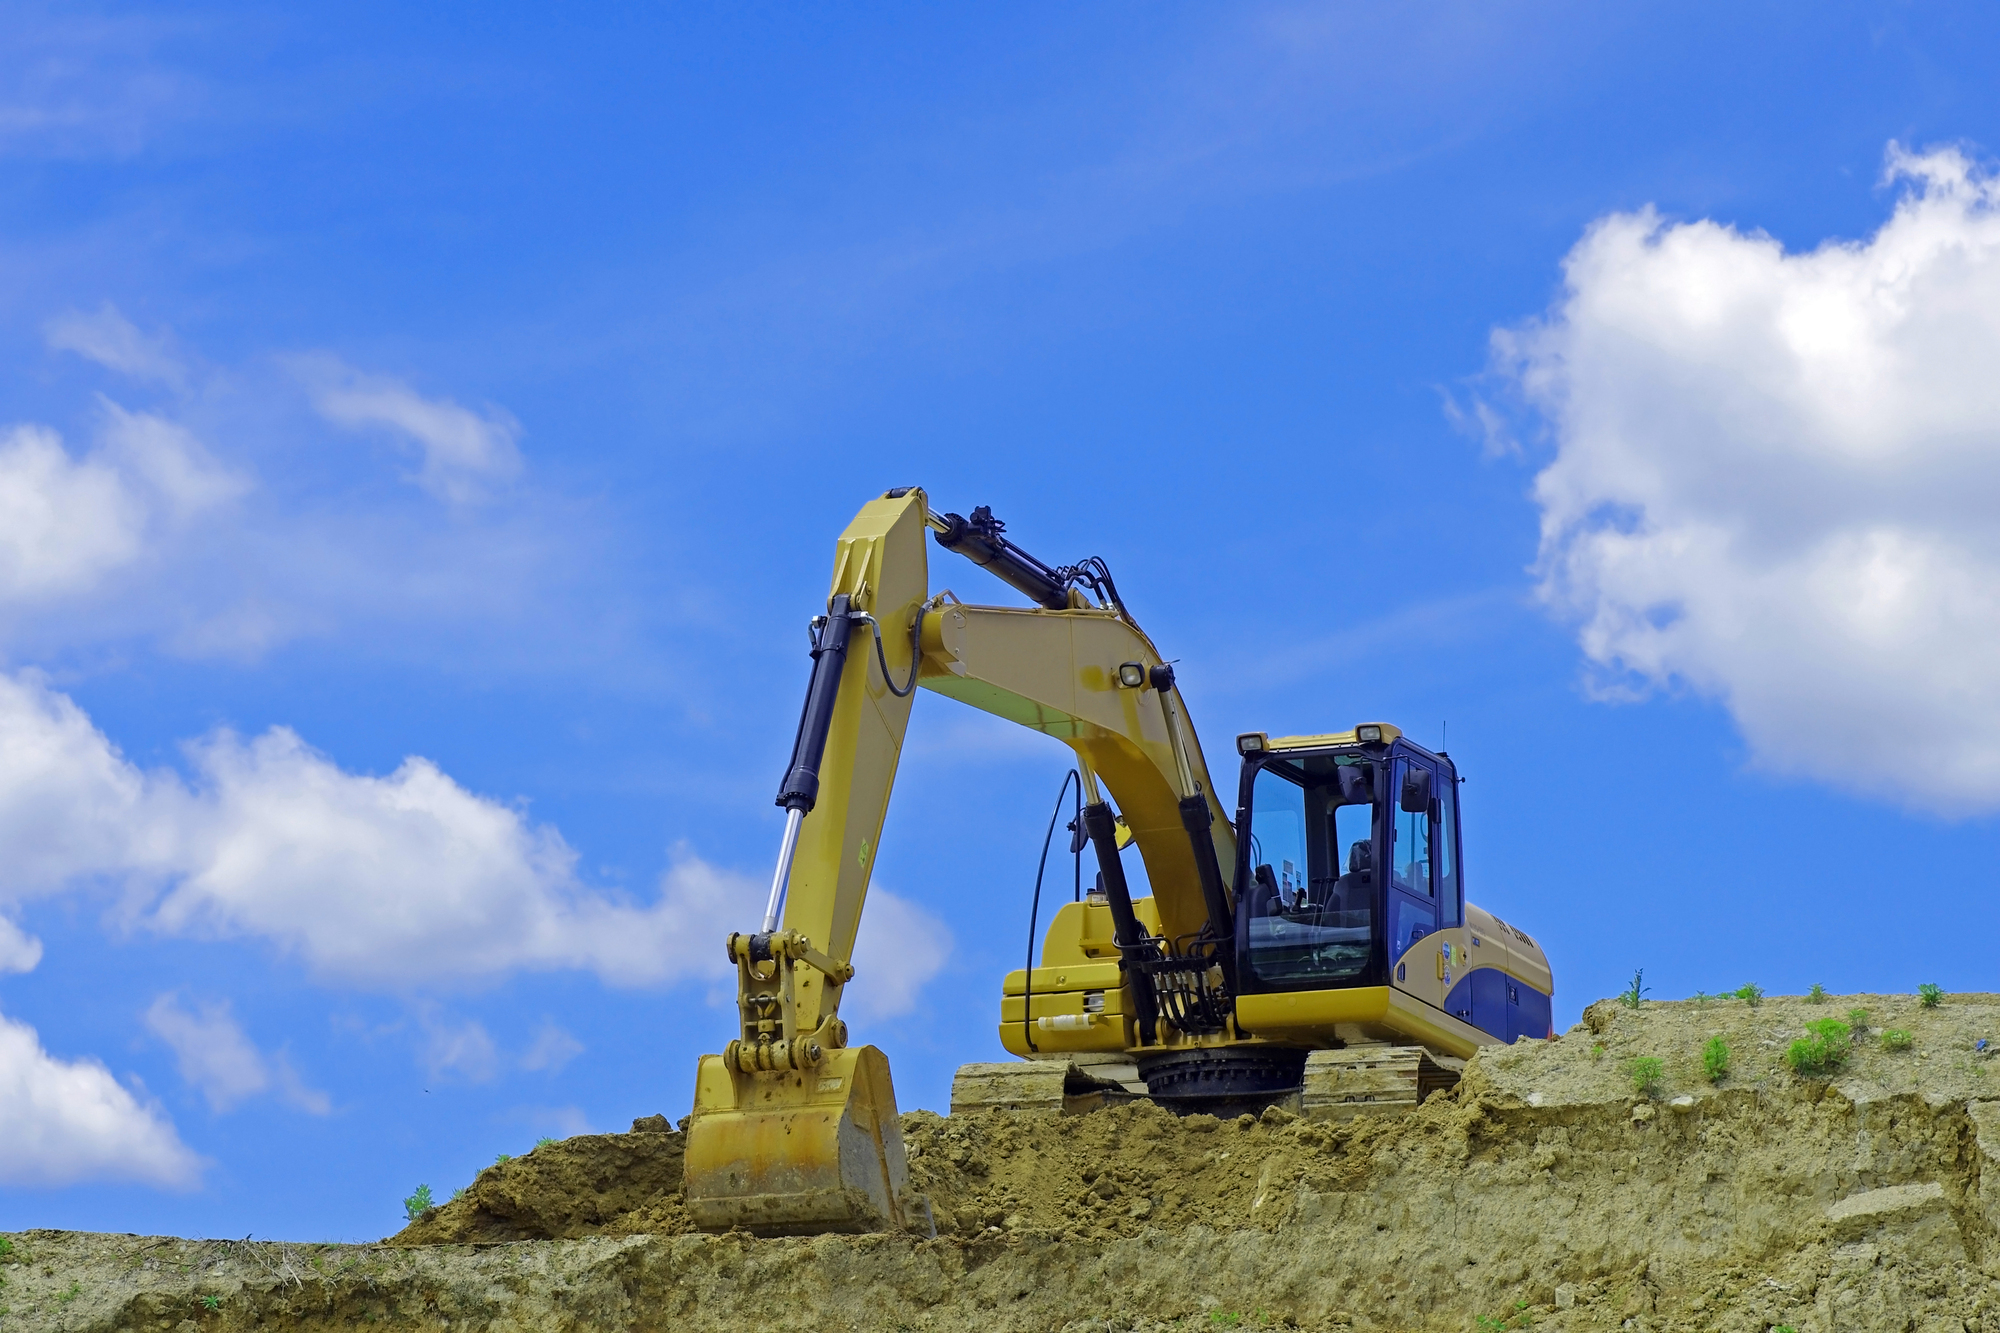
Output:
[390,1115,692,1244]
[904,1101,1413,1241]
[20,990,2000,1331]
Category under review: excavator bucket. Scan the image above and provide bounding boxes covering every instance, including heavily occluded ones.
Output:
[683,1044,930,1236]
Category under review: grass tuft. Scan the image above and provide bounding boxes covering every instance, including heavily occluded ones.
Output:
[1734,983,1764,1007]
[402,1184,436,1221]
[1806,983,1828,1004]
[1919,982,1944,1009]
[1786,1019,1852,1077]
[1629,1055,1664,1097]
[1881,1028,1914,1052]
[1702,1036,1730,1084]
[1618,968,1650,1009]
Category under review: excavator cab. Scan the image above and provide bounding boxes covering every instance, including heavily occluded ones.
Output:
[1231,729,1460,996]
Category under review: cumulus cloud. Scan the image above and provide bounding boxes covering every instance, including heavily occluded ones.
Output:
[143,992,329,1114]
[0,670,767,989]
[1495,143,2000,811]
[304,360,522,503]
[0,1010,201,1187]
[0,915,42,974]
[45,303,186,385]
[846,888,953,1021]
[0,405,242,605]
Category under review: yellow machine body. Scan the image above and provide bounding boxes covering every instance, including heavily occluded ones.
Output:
[686,488,1554,1235]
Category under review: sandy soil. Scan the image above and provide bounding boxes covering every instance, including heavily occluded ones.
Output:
[13,991,2000,1331]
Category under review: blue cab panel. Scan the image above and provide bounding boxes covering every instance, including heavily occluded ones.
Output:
[1445,967,1551,1044]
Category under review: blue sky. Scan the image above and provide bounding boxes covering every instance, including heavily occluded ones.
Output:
[6,1,2000,1242]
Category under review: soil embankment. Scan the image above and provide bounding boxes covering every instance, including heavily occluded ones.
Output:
[13,992,2000,1331]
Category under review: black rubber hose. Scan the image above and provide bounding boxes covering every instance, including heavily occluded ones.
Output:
[865,609,922,698]
[1023,769,1081,1055]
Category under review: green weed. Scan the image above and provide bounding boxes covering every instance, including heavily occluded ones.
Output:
[1920,983,1944,1009]
[1590,1043,1606,1062]
[1848,1008,1870,1035]
[449,1187,465,1203]
[1733,983,1764,1007]
[535,1137,556,1148]
[1881,1029,1914,1052]
[1787,1019,1852,1077]
[402,1184,436,1221]
[1619,968,1650,1009]
[59,1280,82,1304]
[203,1295,222,1311]
[1702,1036,1731,1084]
[1476,1299,1535,1330]
[494,1153,512,1166]
[1629,1055,1664,1097]
[1691,991,1710,1007]
[1807,983,1828,1004]
[1209,1311,1241,1328]
[0,1237,12,1259]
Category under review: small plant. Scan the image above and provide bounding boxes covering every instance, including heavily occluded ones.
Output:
[1209,1312,1241,1329]
[1733,983,1764,1007]
[1807,983,1828,1004]
[494,1153,512,1166]
[59,1280,82,1304]
[1691,990,1710,1007]
[1881,1029,1914,1052]
[1702,1036,1731,1084]
[1629,1055,1664,1097]
[535,1137,556,1148]
[0,1237,12,1259]
[1619,968,1650,1009]
[1590,1042,1606,1062]
[1919,983,1944,1009]
[202,1295,222,1311]
[1476,1300,1536,1331]
[402,1184,436,1221]
[449,1187,466,1202]
[1786,1018,1852,1077]
[1848,1007,1870,1035]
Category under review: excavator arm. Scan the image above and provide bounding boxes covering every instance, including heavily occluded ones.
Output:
[683,487,1237,1234]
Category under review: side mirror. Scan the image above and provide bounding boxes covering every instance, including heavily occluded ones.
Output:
[1334,765,1372,806]
[1399,766,1434,814]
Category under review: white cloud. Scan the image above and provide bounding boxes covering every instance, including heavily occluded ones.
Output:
[143,993,268,1111]
[0,915,42,974]
[0,406,242,607]
[0,670,768,989]
[0,1009,201,1188]
[519,1020,583,1073]
[142,992,329,1114]
[418,1009,499,1083]
[845,888,953,1022]
[304,360,522,504]
[1496,143,2000,812]
[0,424,144,599]
[46,303,186,385]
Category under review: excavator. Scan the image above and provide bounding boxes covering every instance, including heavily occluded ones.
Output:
[682,488,1554,1236]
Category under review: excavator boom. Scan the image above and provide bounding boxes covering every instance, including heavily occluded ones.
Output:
[684,488,1237,1234]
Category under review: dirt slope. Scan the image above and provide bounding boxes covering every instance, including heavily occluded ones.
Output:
[13,992,2000,1332]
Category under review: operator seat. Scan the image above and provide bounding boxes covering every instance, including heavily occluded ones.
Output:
[1332,840,1373,913]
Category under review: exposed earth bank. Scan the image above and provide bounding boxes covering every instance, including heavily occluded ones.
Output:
[14,993,2000,1332]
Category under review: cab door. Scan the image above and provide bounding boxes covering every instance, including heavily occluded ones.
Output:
[1385,756,1439,975]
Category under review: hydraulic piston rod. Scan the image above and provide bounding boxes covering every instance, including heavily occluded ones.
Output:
[764,593,857,931]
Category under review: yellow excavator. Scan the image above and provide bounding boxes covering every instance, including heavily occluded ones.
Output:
[682,488,1554,1235]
